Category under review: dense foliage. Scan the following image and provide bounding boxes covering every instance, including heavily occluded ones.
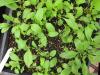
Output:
[0,0,100,75]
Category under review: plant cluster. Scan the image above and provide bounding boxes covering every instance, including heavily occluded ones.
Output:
[0,0,100,75]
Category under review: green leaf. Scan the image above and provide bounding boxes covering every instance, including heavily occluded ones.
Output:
[38,33,47,47]
[74,39,90,51]
[3,14,13,21]
[64,19,79,30]
[32,41,37,48]
[11,25,20,38]
[16,39,27,50]
[82,62,88,75]
[60,51,77,59]
[57,67,62,73]
[35,8,44,23]
[46,23,58,37]
[50,57,57,67]
[10,53,19,61]
[24,50,33,68]
[76,0,85,5]
[92,0,100,11]
[0,23,10,33]
[0,0,18,10]
[75,7,83,17]
[50,50,56,57]
[46,0,52,10]
[43,60,50,69]
[54,0,63,9]
[30,0,38,5]
[40,57,45,67]
[23,8,33,20]
[60,68,71,75]
[85,26,93,40]
[31,24,42,35]
[76,29,85,40]
[20,23,29,33]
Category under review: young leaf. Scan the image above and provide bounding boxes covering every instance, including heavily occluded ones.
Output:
[64,19,79,30]
[0,23,10,33]
[60,51,77,59]
[85,26,93,40]
[16,39,27,50]
[10,53,19,61]
[40,57,45,67]
[76,0,85,5]
[50,50,56,57]
[60,68,71,75]
[3,14,14,21]
[46,0,52,10]
[31,24,42,35]
[75,7,83,17]
[82,62,88,75]
[54,0,63,9]
[50,57,57,67]
[32,41,37,48]
[46,23,58,37]
[24,50,33,68]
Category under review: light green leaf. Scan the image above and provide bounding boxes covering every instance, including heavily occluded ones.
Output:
[40,57,45,67]
[46,0,52,10]
[46,23,58,37]
[75,7,83,17]
[31,24,42,35]
[0,23,10,33]
[10,53,19,61]
[92,0,100,11]
[24,50,33,68]
[54,0,63,9]
[82,63,88,75]
[32,41,37,48]
[3,14,13,21]
[60,68,71,75]
[20,23,29,33]
[35,8,44,23]
[85,26,93,40]
[64,19,79,30]
[50,57,57,67]
[50,50,56,57]
[60,51,77,59]
[38,33,47,47]
[76,0,85,5]
[16,39,27,50]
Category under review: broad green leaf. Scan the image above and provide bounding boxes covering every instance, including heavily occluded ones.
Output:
[74,39,90,51]
[82,63,88,75]
[64,19,79,30]
[92,0,100,11]
[50,50,56,57]
[62,63,69,69]
[0,23,10,33]
[12,25,20,38]
[50,57,57,67]
[3,14,13,21]
[66,13,75,21]
[23,8,33,20]
[57,67,62,73]
[16,39,27,50]
[75,7,83,17]
[76,29,85,40]
[20,23,29,33]
[23,1,31,6]
[14,68,19,74]
[60,68,71,75]
[85,26,93,40]
[43,60,50,69]
[76,0,85,5]
[60,51,77,59]
[32,41,37,48]
[10,53,19,61]
[40,57,45,67]
[54,0,63,9]
[31,24,42,35]
[24,50,33,68]
[89,54,100,64]
[46,0,52,10]
[0,0,18,10]
[38,33,47,47]
[35,8,44,23]
[30,0,38,5]
[46,23,58,37]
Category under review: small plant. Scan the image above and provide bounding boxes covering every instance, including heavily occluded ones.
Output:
[0,0,100,75]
